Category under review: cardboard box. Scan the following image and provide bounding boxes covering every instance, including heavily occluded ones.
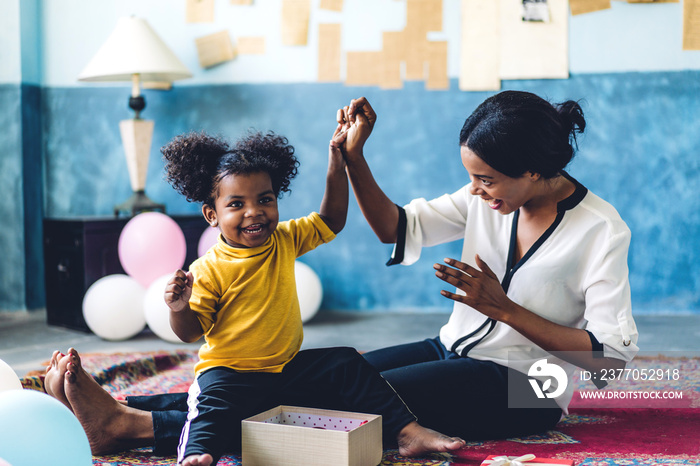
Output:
[481,455,575,466]
[242,405,382,466]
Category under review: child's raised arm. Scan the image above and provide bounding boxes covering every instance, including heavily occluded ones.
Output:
[318,124,349,234]
[164,269,203,343]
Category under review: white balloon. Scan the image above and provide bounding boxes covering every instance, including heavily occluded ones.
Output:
[82,274,146,341]
[295,261,323,323]
[144,274,182,343]
[0,359,22,393]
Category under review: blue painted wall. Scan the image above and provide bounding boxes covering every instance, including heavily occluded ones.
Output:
[38,71,700,314]
[0,85,26,311]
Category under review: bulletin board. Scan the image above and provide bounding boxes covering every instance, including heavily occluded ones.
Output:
[182,0,700,92]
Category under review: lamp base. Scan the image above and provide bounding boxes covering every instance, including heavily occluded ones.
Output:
[114,190,166,217]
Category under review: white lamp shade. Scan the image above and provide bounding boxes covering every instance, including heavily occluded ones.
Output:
[78,17,192,83]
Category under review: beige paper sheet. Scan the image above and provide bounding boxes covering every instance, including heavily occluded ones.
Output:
[195,31,237,68]
[237,36,266,55]
[320,0,344,12]
[380,31,405,89]
[318,24,342,82]
[281,0,311,46]
[684,0,700,50]
[403,0,443,80]
[406,0,443,32]
[186,0,215,23]
[345,52,383,86]
[426,41,449,90]
[570,0,611,15]
[230,0,253,4]
[499,0,568,80]
[459,0,501,91]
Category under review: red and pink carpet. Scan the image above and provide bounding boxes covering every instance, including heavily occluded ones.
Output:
[22,350,700,465]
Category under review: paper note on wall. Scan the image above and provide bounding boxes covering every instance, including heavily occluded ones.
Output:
[281,0,311,46]
[569,0,611,15]
[684,0,700,50]
[186,0,215,23]
[406,0,443,32]
[318,24,342,82]
[426,41,449,90]
[237,36,266,55]
[195,31,237,68]
[320,0,344,11]
[459,0,501,91]
[402,0,443,80]
[230,0,253,4]
[380,31,405,89]
[499,0,568,80]
[345,52,383,86]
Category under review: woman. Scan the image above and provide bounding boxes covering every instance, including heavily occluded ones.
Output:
[46,90,638,454]
[342,91,638,439]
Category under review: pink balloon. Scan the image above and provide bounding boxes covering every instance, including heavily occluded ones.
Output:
[198,226,220,257]
[118,212,187,287]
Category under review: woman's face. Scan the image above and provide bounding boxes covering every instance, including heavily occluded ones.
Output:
[204,171,280,248]
[461,146,536,215]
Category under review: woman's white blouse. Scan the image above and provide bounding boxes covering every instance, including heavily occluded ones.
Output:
[393,179,639,412]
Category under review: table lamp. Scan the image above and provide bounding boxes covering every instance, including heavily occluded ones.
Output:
[78,16,192,216]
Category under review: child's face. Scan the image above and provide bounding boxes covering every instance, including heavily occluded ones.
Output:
[205,171,279,249]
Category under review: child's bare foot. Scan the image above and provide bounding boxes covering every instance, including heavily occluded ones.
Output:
[64,348,154,455]
[44,350,72,411]
[397,421,465,457]
[180,454,214,466]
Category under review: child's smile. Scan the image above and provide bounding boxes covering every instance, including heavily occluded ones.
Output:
[205,171,280,249]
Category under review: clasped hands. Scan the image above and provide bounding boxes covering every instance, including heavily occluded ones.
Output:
[331,97,377,157]
[434,255,513,322]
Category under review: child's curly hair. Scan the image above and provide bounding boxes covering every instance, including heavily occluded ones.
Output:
[161,130,299,206]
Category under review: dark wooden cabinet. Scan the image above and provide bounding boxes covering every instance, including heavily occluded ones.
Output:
[43,215,208,332]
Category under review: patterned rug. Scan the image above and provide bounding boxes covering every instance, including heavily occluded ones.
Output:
[21,351,700,466]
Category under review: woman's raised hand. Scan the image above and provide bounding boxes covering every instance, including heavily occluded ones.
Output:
[336,96,377,158]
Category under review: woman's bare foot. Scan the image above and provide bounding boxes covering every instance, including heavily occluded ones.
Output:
[63,348,155,455]
[180,454,214,466]
[396,421,465,457]
[44,350,72,411]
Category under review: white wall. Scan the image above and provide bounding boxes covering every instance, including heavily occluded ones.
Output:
[5,0,700,86]
[0,0,21,84]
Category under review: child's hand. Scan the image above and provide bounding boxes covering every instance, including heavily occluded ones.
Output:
[337,96,376,157]
[329,123,349,169]
[164,269,193,313]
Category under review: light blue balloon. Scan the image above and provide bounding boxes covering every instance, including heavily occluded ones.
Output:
[0,389,92,466]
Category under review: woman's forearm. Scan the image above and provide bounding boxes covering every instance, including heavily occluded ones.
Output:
[345,152,400,243]
[502,303,625,373]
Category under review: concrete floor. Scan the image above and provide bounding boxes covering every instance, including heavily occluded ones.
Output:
[1,310,699,377]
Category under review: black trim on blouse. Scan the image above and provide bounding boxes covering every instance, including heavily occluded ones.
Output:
[386,204,408,266]
[586,330,609,389]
